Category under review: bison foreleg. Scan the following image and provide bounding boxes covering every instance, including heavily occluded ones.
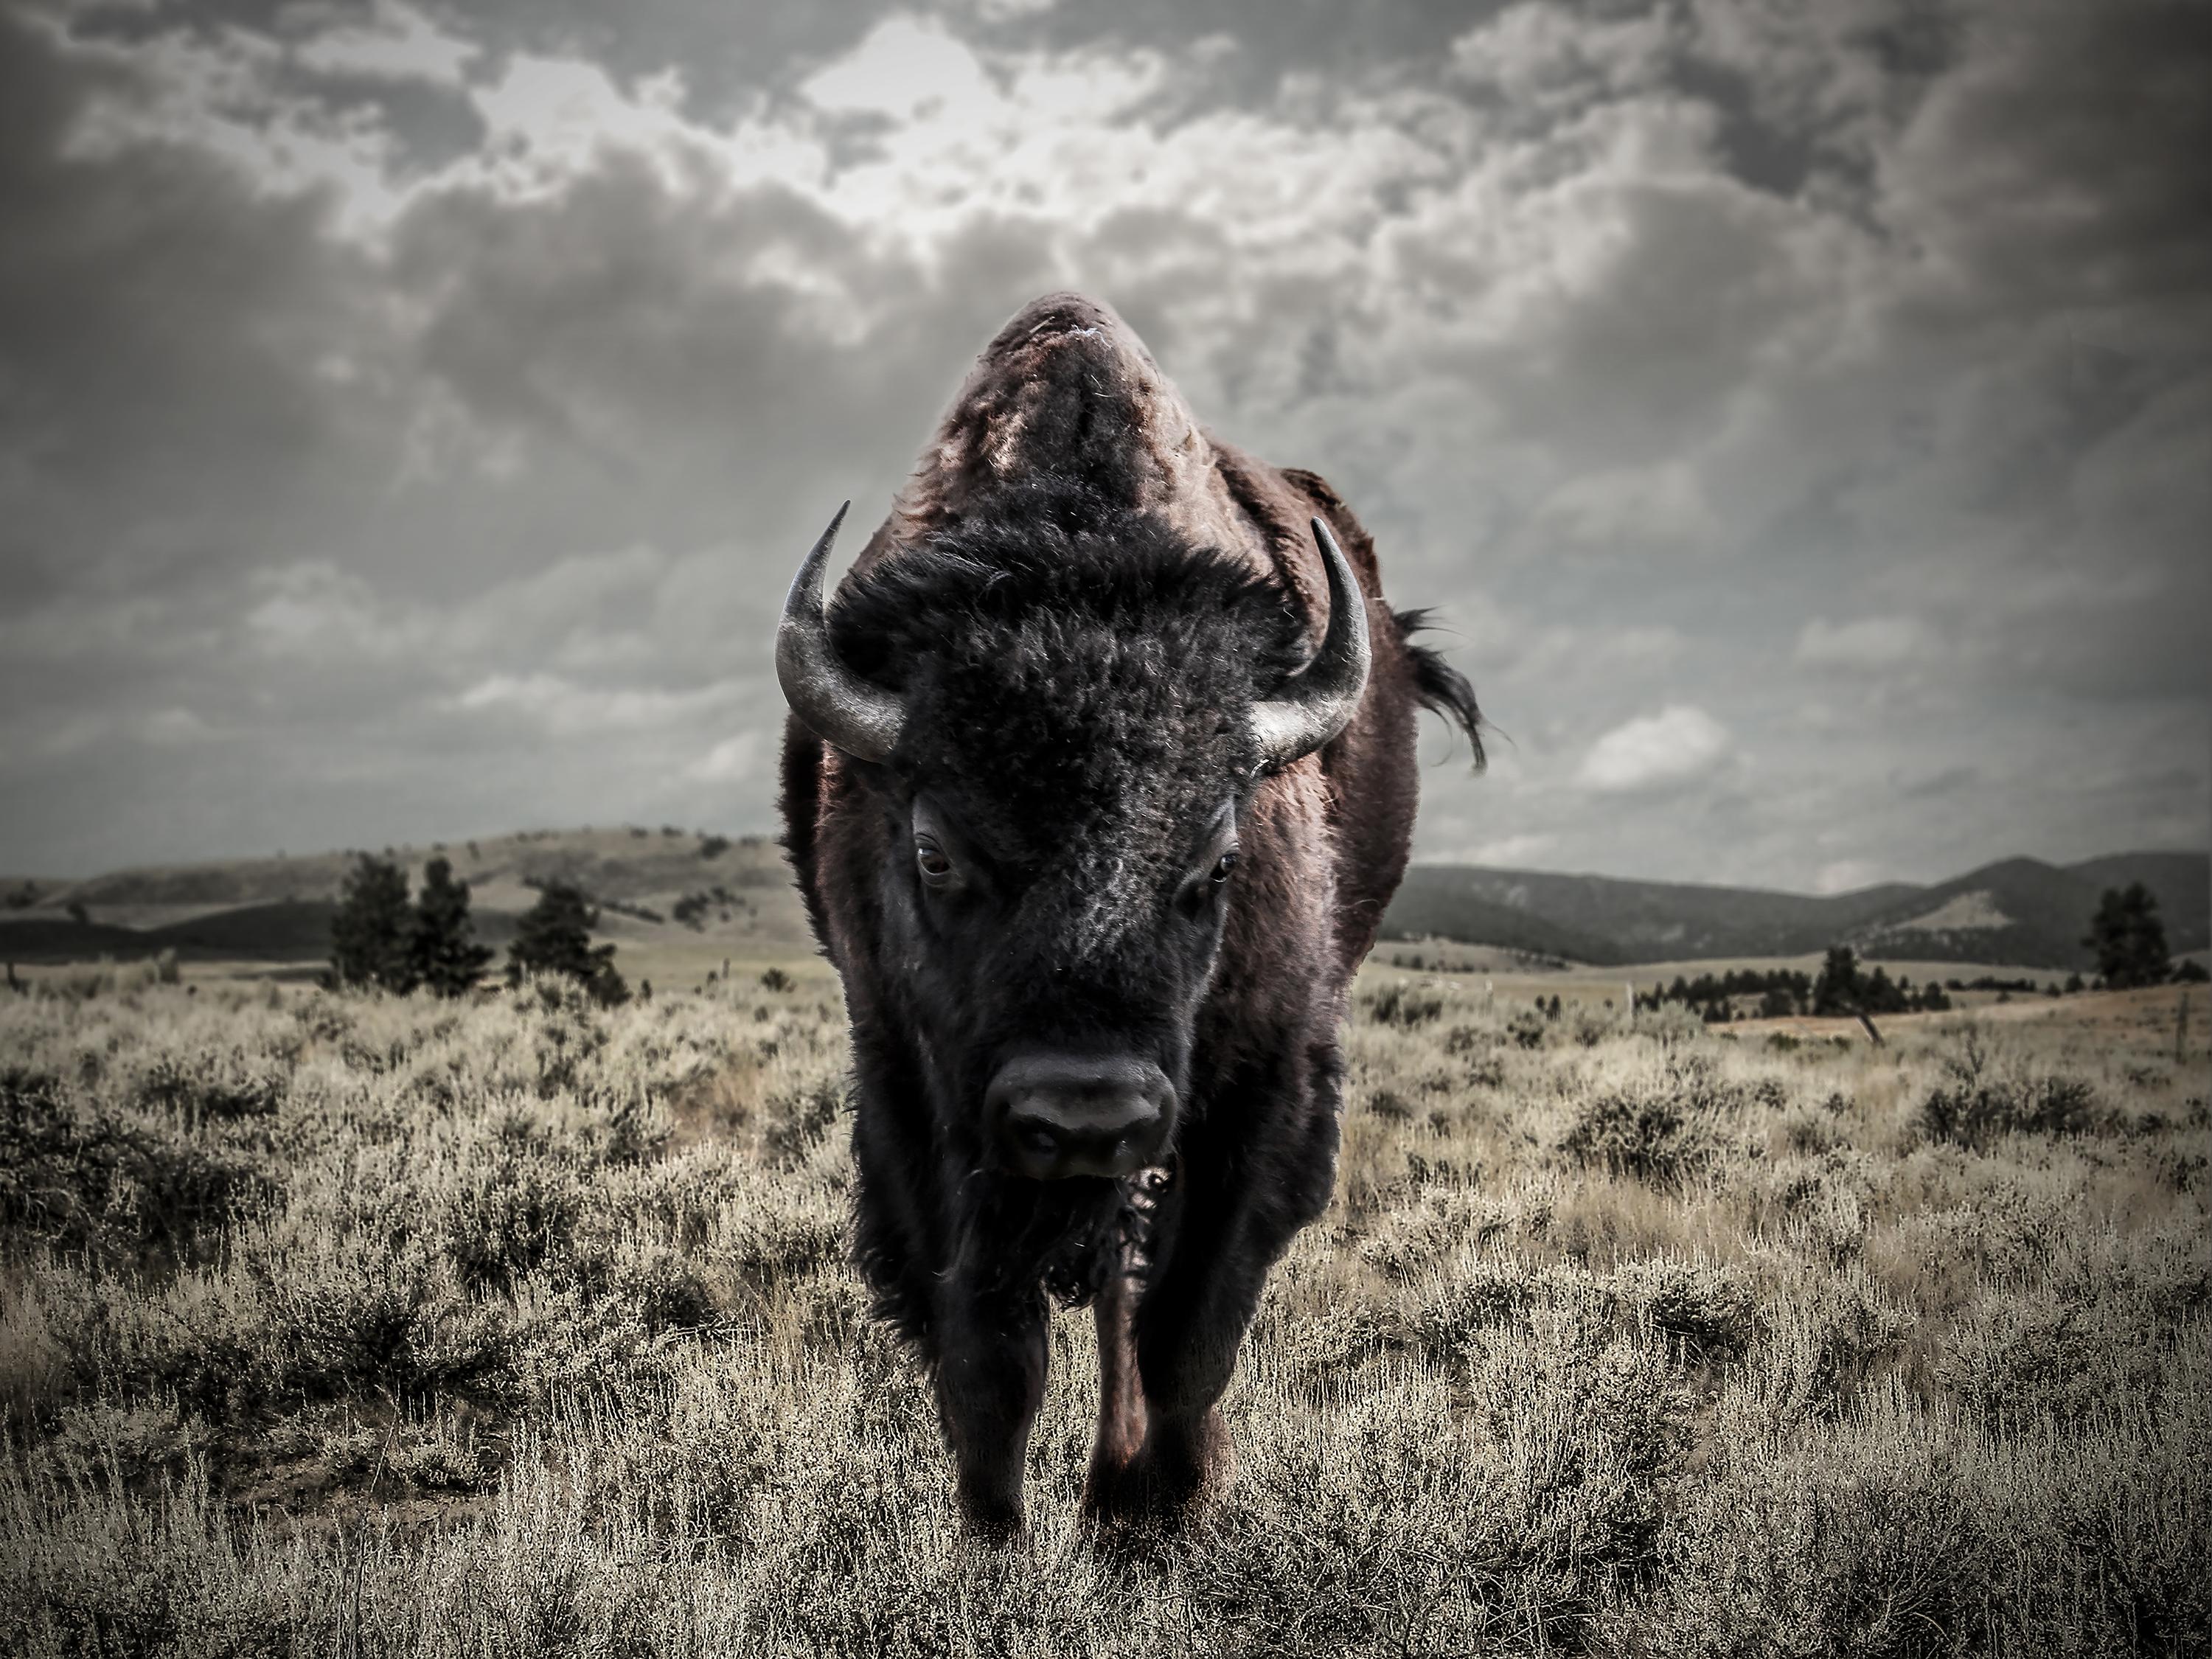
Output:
[931,1284,1048,1539]
[1091,1199,1276,1521]
[1126,1250,1254,1514]
[1109,1088,1338,1524]
[1079,1265,1149,1515]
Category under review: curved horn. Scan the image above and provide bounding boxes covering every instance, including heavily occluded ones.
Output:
[1249,517,1371,772]
[776,503,905,762]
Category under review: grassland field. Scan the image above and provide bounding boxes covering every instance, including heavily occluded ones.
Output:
[0,946,2205,1655]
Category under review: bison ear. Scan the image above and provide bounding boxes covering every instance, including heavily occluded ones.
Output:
[776,503,907,762]
[1247,517,1371,772]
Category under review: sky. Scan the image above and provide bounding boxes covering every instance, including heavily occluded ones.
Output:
[1,0,2205,891]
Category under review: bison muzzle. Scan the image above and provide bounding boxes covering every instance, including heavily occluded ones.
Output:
[987,1050,1175,1181]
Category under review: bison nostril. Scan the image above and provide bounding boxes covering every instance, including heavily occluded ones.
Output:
[987,1052,1175,1178]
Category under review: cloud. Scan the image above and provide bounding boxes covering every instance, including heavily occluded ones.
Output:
[1794,615,1938,672]
[801,15,1001,120]
[296,4,479,88]
[1574,706,1733,795]
[1452,4,1672,110]
[1898,764,1979,801]
[1468,833,1557,866]
[0,0,2202,886]
[1813,858,1883,895]
[247,564,426,661]
[1881,0,2212,310]
[139,708,218,748]
[448,673,748,737]
[1527,462,1717,554]
[684,733,766,784]
[0,705,218,768]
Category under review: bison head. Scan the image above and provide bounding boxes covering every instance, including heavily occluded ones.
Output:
[779,501,1367,1183]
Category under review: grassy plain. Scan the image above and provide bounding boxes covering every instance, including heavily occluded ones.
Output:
[0,963,2205,1655]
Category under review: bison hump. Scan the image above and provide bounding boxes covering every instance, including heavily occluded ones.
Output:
[872,293,1250,561]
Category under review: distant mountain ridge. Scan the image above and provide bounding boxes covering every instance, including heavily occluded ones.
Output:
[0,827,813,964]
[4,832,2203,973]
[1385,851,2209,970]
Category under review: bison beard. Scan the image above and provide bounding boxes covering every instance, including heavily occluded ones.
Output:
[776,293,1479,1535]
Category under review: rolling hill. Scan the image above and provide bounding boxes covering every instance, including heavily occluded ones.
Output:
[2065,852,2209,930]
[1384,866,1918,966]
[0,827,812,967]
[1363,876,1627,965]
[1385,851,2208,970]
[4,830,2203,975]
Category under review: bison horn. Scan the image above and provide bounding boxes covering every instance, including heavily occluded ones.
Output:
[1249,517,1371,771]
[776,503,905,762]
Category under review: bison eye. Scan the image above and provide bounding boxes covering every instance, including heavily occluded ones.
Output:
[915,838,954,884]
[1210,850,1239,885]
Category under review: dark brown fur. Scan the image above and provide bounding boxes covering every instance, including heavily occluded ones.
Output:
[779,293,1478,1533]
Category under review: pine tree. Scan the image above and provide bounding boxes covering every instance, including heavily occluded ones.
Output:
[2085,883,2169,990]
[1811,945,1860,1015]
[330,853,417,993]
[411,856,493,997]
[507,880,627,1004]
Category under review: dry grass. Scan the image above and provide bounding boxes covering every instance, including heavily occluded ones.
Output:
[0,967,2204,1655]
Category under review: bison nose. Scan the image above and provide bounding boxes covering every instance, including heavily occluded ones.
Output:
[986,1052,1174,1180]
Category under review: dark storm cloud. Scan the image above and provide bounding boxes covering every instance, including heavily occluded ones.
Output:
[0,10,366,605]
[67,0,905,127]
[388,161,1059,546]
[0,0,2203,886]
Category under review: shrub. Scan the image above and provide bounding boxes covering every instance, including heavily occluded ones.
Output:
[1357,980,1447,1029]
[760,1079,841,1166]
[1615,1258,1760,1362]
[1932,1287,2163,1425]
[252,1236,515,1405]
[0,1068,272,1259]
[1753,1266,1916,1416]
[1559,1075,1725,1185]
[1919,1052,2108,1148]
[132,1051,282,1122]
[442,1154,586,1294]
[0,965,2200,1653]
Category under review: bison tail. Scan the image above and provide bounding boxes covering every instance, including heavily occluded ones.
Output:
[1394,608,1485,771]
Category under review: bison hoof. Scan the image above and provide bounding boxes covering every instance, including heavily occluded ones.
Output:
[1081,1411,1234,1530]
[958,1495,1028,1545]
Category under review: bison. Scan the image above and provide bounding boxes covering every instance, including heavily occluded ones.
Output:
[776,293,1479,1534]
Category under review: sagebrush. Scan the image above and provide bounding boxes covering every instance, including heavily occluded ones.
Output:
[0,971,2204,1655]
